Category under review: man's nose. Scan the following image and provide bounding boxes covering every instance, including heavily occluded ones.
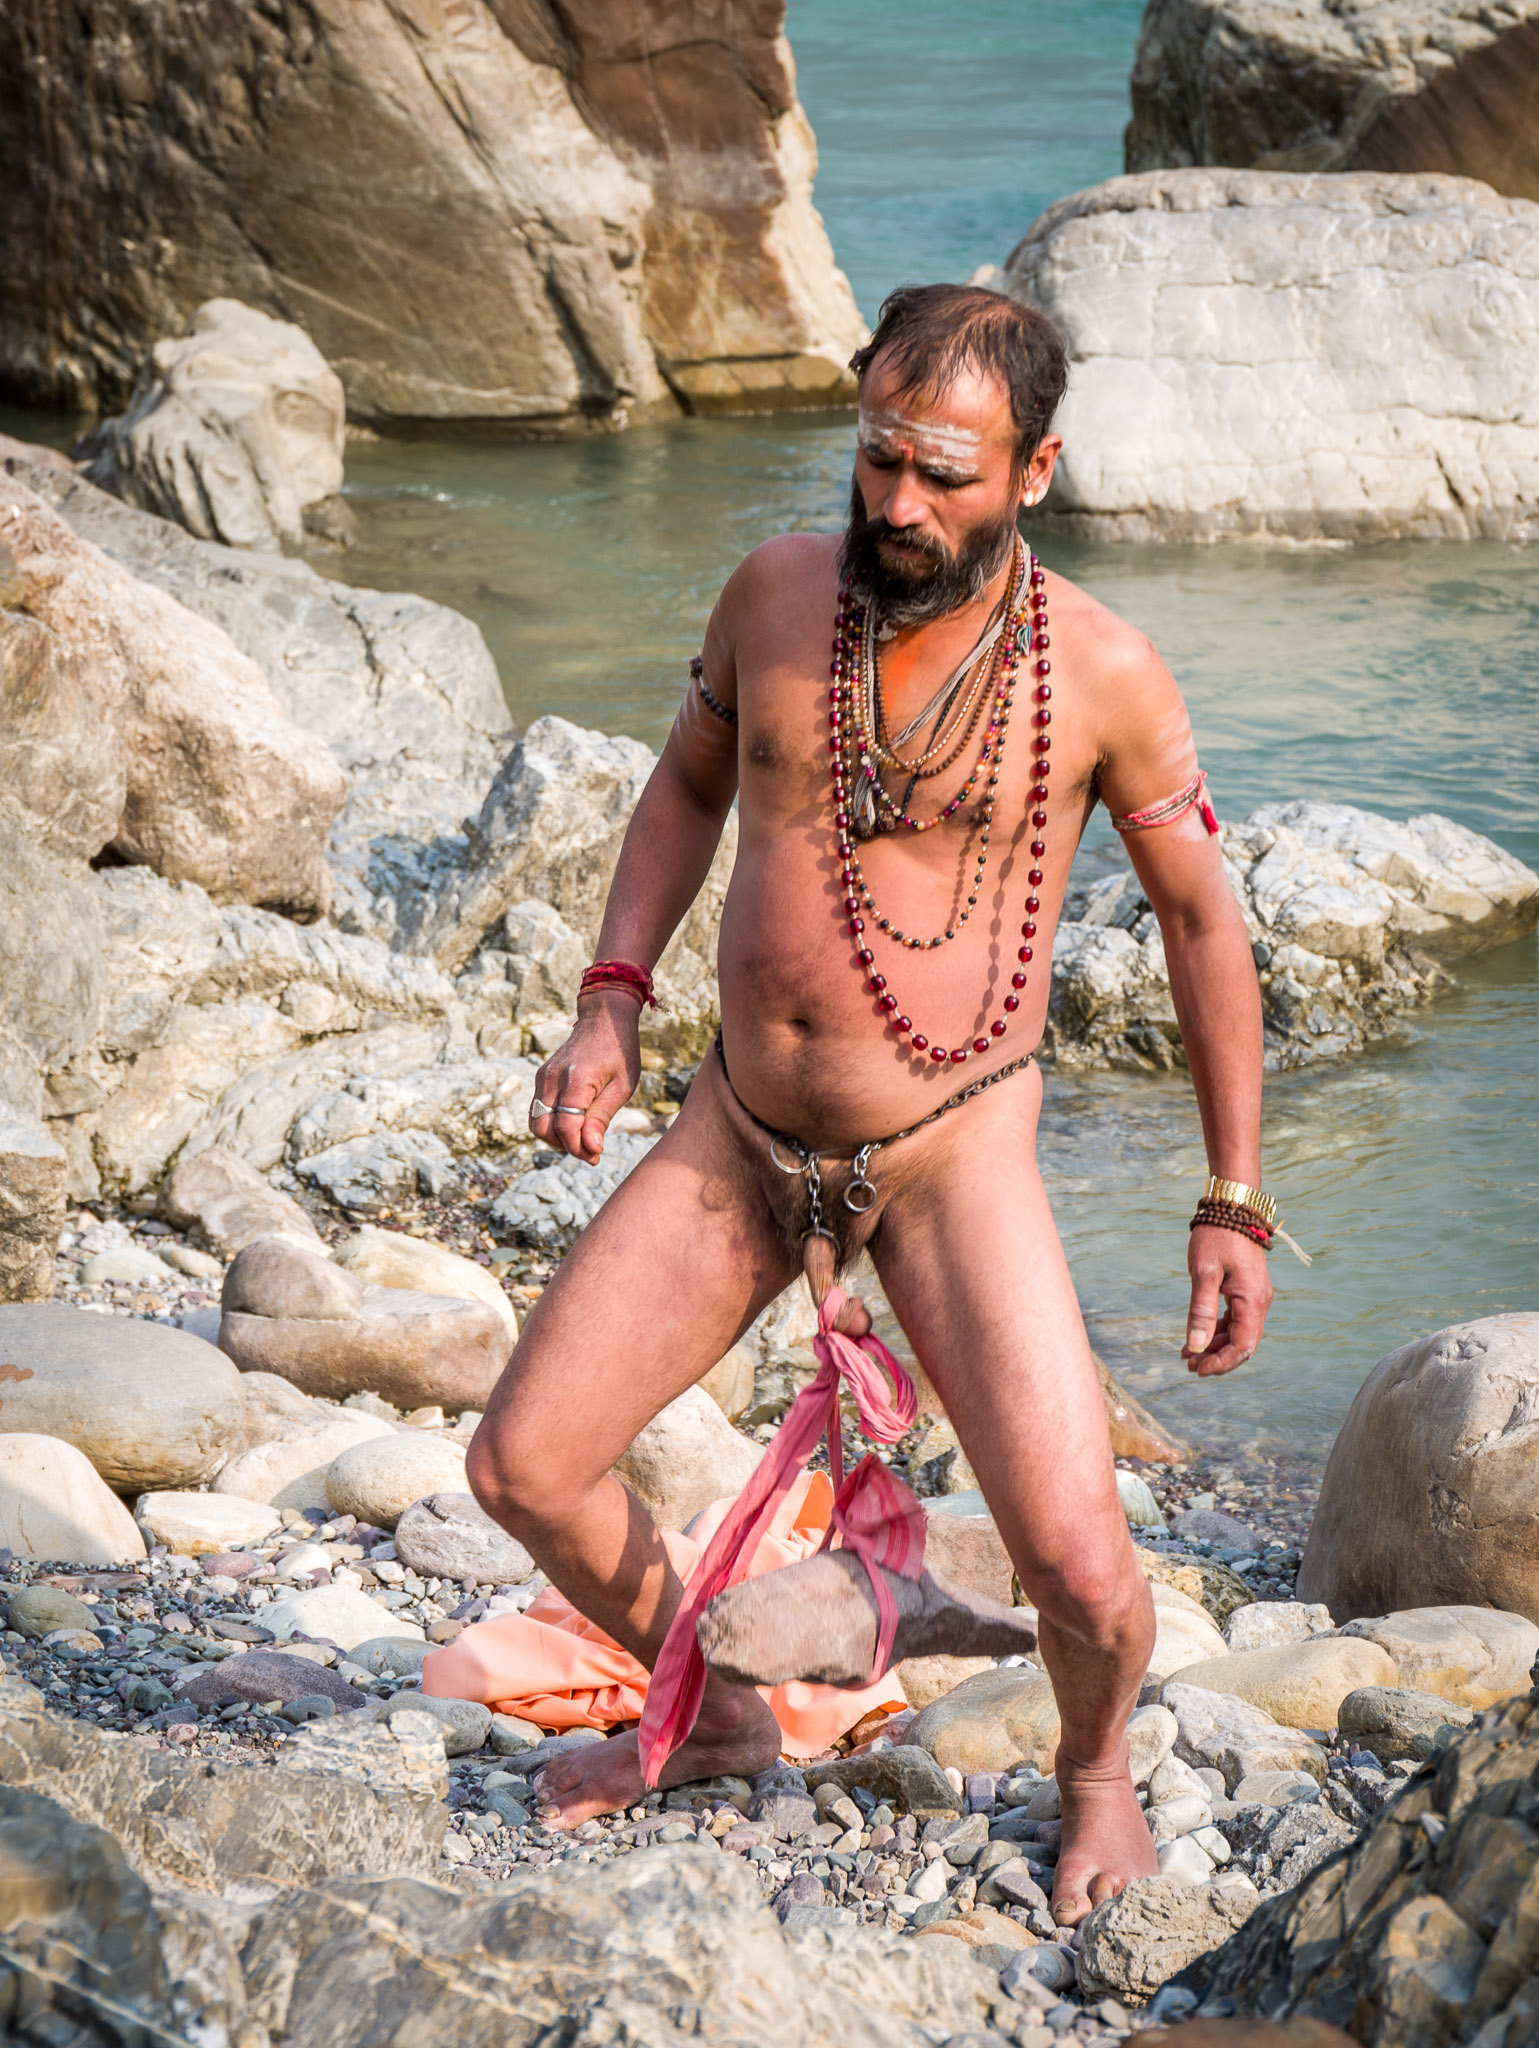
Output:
[882,470,932,532]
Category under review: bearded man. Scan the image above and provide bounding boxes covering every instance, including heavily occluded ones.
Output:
[465,284,1275,1923]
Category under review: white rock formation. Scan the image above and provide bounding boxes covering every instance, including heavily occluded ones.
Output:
[999,168,1539,540]
[78,300,347,552]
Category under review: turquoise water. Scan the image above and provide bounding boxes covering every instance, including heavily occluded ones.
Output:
[6,3,1535,1458]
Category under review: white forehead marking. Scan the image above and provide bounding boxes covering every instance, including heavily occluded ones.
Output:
[858,406,984,468]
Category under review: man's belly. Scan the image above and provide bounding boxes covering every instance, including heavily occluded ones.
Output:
[714,830,1061,1149]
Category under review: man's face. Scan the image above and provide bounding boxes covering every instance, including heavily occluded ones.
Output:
[842,351,1060,626]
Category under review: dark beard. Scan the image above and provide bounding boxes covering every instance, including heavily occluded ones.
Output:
[838,480,1018,628]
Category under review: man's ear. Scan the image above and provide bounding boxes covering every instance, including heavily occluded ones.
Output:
[1020,434,1063,509]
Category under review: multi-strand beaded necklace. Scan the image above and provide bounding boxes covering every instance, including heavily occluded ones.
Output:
[828,545,1052,1065]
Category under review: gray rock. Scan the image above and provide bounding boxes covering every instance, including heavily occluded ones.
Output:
[350,1638,432,1681]
[385,1694,490,1758]
[1336,1683,1476,1762]
[161,1146,323,1258]
[611,1385,763,1531]
[174,1650,368,1712]
[1001,168,1539,543]
[6,1586,99,1639]
[0,1111,66,1301]
[1004,1943,1077,1997]
[1,470,344,920]
[1299,1313,1539,1623]
[1223,1601,1337,1653]
[0,1302,245,1492]
[489,1713,542,1756]
[747,1788,818,1838]
[394,1492,535,1586]
[1229,1769,1322,1807]
[1126,0,1539,202]
[0,791,105,1130]
[803,1746,963,1822]
[1218,1798,1356,1893]
[1163,1680,1327,1794]
[490,1128,661,1251]
[78,299,346,553]
[220,1236,510,1413]
[1075,1875,1261,2003]
[0,1673,444,1887]
[1167,1509,1264,1552]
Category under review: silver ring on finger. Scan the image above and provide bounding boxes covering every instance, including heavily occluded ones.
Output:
[529,1099,552,1118]
[553,1105,586,1116]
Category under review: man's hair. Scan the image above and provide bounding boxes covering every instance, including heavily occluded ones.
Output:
[849,284,1068,471]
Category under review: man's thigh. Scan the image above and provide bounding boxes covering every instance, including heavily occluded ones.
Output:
[869,1078,1130,1606]
[479,1063,799,1492]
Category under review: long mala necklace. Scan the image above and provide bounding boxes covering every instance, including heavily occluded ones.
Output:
[828,549,1052,1064]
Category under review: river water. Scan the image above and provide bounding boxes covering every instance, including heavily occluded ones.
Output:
[7,1,1535,1459]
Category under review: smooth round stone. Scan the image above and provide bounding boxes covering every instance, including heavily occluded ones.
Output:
[201,1552,259,1578]
[325,1434,468,1530]
[161,1243,225,1280]
[79,1244,174,1285]
[351,1635,430,1678]
[40,1626,103,1652]
[1157,1834,1218,1885]
[176,1649,367,1711]
[333,1225,519,1342]
[490,1712,542,1755]
[6,1585,99,1638]
[0,1307,244,1491]
[394,1492,534,1585]
[1126,1702,1179,1787]
[0,1433,147,1566]
[262,1582,425,1652]
[1117,1470,1166,1529]
[1002,1943,1077,1997]
[1231,1768,1323,1806]
[387,1692,490,1756]
[280,1695,337,1724]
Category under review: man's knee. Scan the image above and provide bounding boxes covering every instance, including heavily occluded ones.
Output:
[465,1417,592,1537]
[1024,1547,1153,1649]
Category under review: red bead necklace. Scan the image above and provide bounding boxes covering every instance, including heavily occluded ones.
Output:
[828,551,1052,1065]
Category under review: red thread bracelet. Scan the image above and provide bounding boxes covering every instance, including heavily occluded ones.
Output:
[579,961,658,1009]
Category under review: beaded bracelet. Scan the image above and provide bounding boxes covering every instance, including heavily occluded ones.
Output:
[1190,1200,1274,1249]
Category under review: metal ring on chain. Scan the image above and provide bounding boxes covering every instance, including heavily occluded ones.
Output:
[769,1135,810,1176]
[842,1178,878,1214]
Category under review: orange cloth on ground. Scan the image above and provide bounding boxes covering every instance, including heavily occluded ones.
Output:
[420,1470,906,1757]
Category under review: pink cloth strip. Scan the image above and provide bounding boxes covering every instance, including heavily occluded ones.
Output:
[1111,769,1219,837]
[638,1286,925,1788]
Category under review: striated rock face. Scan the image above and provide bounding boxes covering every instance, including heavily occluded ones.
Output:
[1173,1683,1539,2045]
[1299,1313,1539,1624]
[76,298,347,552]
[1000,168,1539,541]
[0,0,863,426]
[1049,800,1539,1072]
[1126,0,1539,204]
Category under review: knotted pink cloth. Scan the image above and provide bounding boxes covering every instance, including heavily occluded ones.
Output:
[638,1285,926,1787]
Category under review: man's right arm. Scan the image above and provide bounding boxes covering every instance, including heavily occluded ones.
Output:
[528,575,744,1163]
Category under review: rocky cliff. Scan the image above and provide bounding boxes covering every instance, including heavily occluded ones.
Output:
[0,0,864,425]
[1126,0,1539,203]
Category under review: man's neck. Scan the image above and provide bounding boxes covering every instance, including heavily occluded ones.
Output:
[876,548,1017,712]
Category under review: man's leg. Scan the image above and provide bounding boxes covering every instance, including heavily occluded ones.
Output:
[870,1066,1158,1925]
[465,1062,799,1826]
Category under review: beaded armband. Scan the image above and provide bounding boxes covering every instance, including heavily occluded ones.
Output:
[689,655,738,728]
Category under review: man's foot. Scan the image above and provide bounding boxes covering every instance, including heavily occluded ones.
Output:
[1049,1745,1159,1926]
[534,1682,781,1831]
[696,1549,1038,1688]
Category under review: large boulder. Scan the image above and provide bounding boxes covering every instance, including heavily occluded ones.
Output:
[0,1304,245,1492]
[1298,1314,1539,1623]
[0,472,344,917]
[1046,801,1538,1071]
[0,1110,66,1301]
[219,1237,511,1413]
[77,299,346,552]
[1126,0,1539,205]
[610,1385,764,1530]
[1337,1605,1539,1709]
[1000,168,1539,542]
[160,1146,323,1258]
[907,1666,1062,1775]
[1163,1637,1399,1731]
[0,1433,147,1565]
[325,1432,469,1530]
[1172,1680,1539,2042]
[0,0,863,425]
[213,1410,398,1514]
[332,1224,518,1343]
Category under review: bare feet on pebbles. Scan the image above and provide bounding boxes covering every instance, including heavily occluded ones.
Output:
[535,1683,781,1830]
[695,1548,1039,1689]
[1050,1744,1160,1926]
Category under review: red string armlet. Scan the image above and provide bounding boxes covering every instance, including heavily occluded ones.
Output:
[579,961,658,1008]
[1111,769,1219,837]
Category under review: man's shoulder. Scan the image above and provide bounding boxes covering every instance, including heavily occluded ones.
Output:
[1046,567,1163,689]
[722,531,841,610]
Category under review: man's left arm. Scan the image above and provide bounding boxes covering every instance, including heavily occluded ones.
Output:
[1094,636,1274,1377]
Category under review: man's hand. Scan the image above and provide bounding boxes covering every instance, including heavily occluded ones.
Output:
[527,994,643,1165]
[1183,1226,1273,1377]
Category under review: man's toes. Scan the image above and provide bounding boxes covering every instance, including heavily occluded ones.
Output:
[1052,1889,1089,1928]
[1088,1870,1124,1907]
